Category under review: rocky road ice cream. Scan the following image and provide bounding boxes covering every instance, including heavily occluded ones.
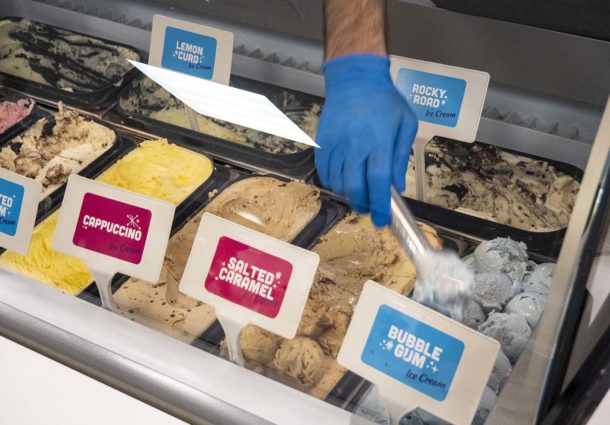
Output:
[405,138,580,232]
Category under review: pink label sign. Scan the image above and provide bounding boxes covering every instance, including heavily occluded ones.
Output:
[73,193,152,264]
[205,236,293,318]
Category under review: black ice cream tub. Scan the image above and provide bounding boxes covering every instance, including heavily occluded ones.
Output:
[114,73,321,179]
[0,17,144,110]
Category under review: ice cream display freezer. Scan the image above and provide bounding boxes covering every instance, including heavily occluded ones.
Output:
[0,1,609,424]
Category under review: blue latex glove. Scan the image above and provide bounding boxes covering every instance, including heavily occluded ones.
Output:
[316,54,418,227]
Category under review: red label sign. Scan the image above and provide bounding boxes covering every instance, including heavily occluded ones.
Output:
[205,236,292,318]
[73,193,152,264]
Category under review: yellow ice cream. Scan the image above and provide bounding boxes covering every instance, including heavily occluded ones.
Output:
[97,139,213,204]
[0,139,213,294]
[0,213,92,295]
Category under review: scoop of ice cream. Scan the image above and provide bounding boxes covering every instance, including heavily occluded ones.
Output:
[505,293,545,327]
[525,263,555,288]
[0,98,33,133]
[462,300,487,329]
[240,325,282,365]
[296,300,331,338]
[472,272,515,314]
[488,351,512,393]
[473,387,498,425]
[272,337,325,387]
[523,281,550,300]
[478,312,532,364]
[317,304,353,358]
[474,238,529,282]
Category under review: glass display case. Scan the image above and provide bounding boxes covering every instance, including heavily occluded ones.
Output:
[0,1,609,424]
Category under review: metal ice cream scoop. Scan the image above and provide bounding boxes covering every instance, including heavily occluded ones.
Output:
[389,187,473,321]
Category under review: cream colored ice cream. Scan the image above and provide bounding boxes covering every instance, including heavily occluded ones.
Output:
[405,138,580,231]
[120,76,320,154]
[0,19,140,93]
[0,106,116,198]
[0,139,213,294]
[113,177,322,341]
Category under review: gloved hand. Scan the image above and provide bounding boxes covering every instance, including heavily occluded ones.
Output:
[315,54,418,227]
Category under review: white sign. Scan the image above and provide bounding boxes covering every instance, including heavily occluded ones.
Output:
[0,169,41,254]
[53,175,175,308]
[149,15,233,85]
[128,61,318,148]
[338,281,499,425]
[390,56,489,200]
[180,213,319,364]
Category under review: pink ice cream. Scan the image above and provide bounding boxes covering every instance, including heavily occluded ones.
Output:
[0,98,33,134]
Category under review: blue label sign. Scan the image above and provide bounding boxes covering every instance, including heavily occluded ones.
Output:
[0,178,24,237]
[396,69,466,128]
[162,26,217,79]
[362,304,464,401]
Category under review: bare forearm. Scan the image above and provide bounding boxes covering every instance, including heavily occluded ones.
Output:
[324,0,387,59]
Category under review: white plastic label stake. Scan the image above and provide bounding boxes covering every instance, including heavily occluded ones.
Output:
[0,169,41,254]
[149,15,234,132]
[53,175,175,309]
[180,213,319,365]
[390,57,489,201]
[149,15,234,85]
[128,61,318,148]
[338,281,499,425]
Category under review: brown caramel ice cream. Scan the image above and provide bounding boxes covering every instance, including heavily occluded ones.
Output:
[113,177,321,342]
[237,214,442,393]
